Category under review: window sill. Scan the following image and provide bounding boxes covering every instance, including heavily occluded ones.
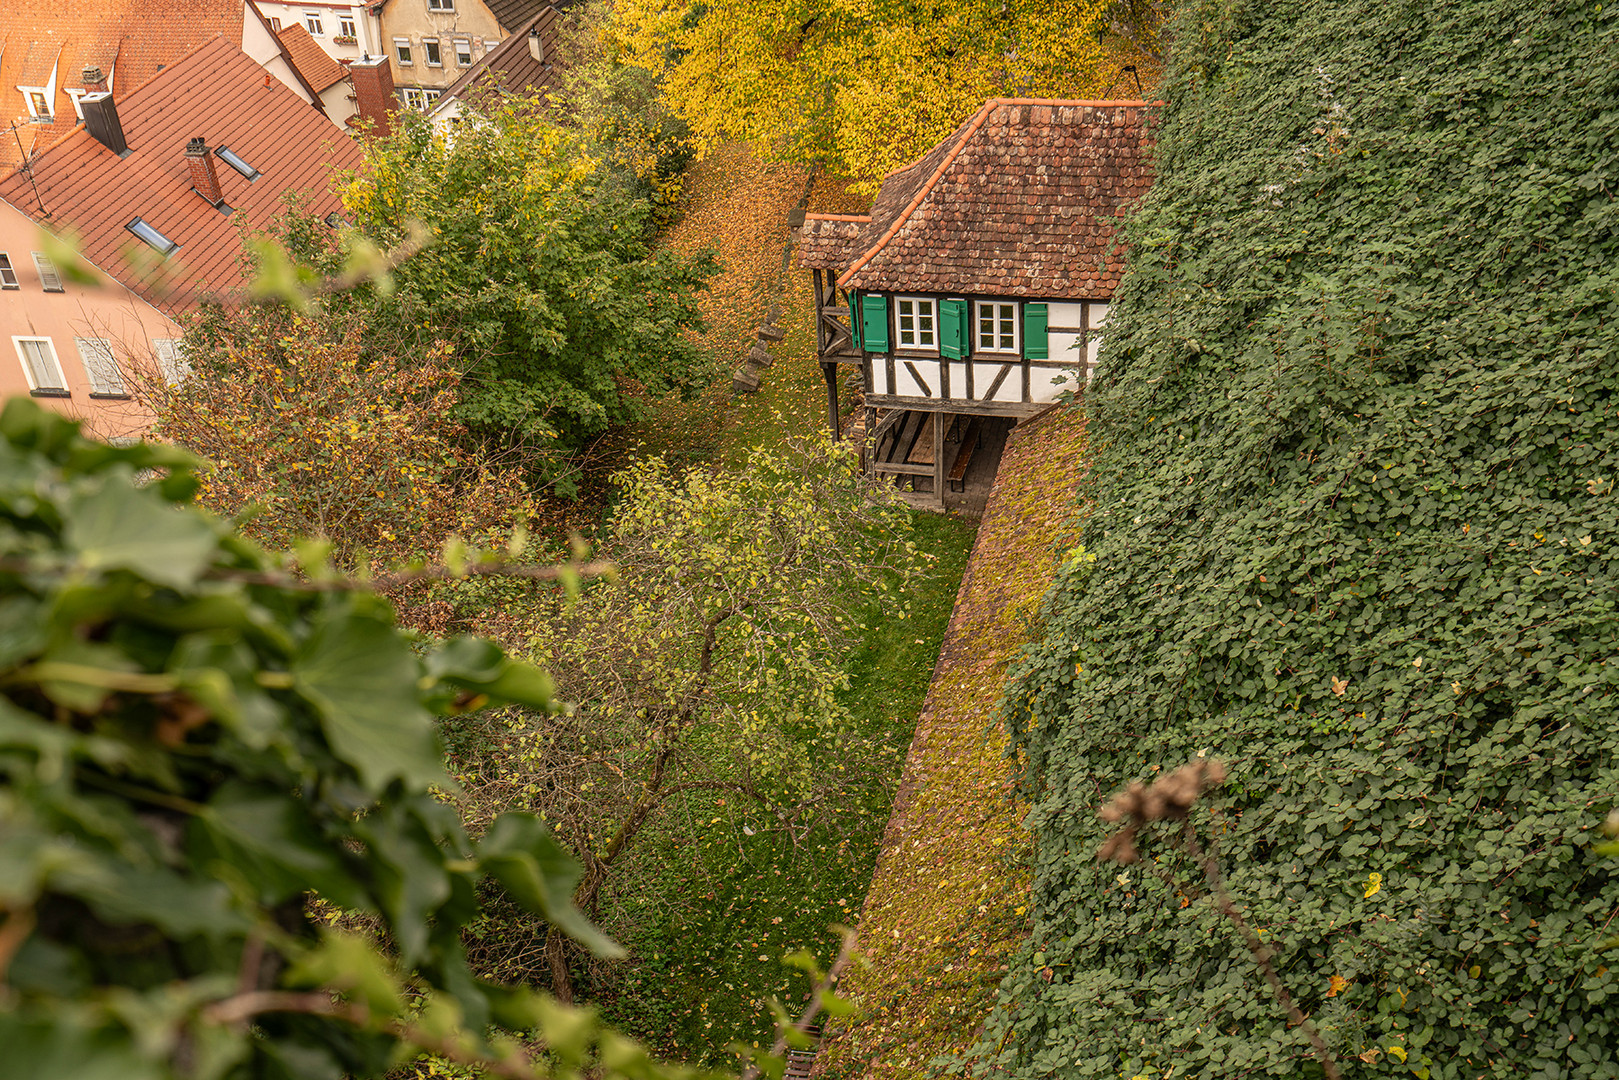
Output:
[89,392,132,400]
[30,388,70,398]
[895,348,941,358]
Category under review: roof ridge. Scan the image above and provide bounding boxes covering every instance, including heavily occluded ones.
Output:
[803,212,870,222]
[837,99,997,289]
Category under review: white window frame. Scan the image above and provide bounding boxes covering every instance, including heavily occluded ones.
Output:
[0,252,17,289]
[65,88,88,119]
[32,252,64,292]
[427,0,455,10]
[394,38,414,65]
[453,38,473,65]
[22,88,52,119]
[13,337,69,395]
[75,337,126,397]
[974,300,1019,354]
[338,14,357,36]
[423,88,441,103]
[153,339,191,385]
[268,15,282,31]
[304,11,324,34]
[402,87,427,109]
[895,296,939,352]
[422,37,443,66]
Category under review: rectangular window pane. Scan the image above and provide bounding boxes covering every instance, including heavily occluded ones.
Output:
[897,299,915,345]
[454,39,472,65]
[76,337,125,396]
[977,304,995,349]
[395,39,413,64]
[305,12,323,34]
[917,300,935,346]
[424,39,442,65]
[0,253,16,288]
[998,304,1015,350]
[339,16,356,35]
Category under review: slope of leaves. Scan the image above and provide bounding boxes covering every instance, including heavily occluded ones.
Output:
[817,405,1091,1080]
[981,1,1619,1077]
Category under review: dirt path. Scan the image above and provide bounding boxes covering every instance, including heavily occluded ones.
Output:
[815,404,1090,1080]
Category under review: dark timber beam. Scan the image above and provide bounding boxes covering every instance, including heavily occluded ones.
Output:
[822,361,839,439]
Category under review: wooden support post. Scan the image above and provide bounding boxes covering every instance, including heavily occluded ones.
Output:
[822,361,839,439]
[933,408,946,510]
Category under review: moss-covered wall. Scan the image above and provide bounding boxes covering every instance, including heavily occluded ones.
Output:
[816,403,1089,1080]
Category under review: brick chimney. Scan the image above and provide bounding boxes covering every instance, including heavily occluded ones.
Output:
[349,54,396,138]
[185,137,225,206]
[82,66,108,93]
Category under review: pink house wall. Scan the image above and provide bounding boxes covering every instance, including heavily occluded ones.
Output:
[0,198,179,441]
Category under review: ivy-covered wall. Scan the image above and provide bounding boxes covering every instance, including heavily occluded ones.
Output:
[979,0,1619,1077]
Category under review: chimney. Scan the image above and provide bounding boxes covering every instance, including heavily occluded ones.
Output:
[186,137,224,206]
[82,66,108,94]
[81,92,128,156]
[349,54,396,138]
[527,28,544,64]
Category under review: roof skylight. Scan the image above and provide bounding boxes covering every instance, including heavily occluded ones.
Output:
[127,217,179,256]
[214,145,260,180]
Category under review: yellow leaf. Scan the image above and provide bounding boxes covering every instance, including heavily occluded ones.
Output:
[1468,965,1481,978]
[1387,1045,1407,1063]
[1364,871,1382,899]
[1326,974,1349,997]
[1330,676,1349,697]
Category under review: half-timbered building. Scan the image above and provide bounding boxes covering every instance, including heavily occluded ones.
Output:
[795,98,1152,507]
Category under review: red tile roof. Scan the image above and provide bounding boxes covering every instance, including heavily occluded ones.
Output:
[433,4,567,116]
[277,22,348,93]
[0,0,247,168]
[0,34,365,315]
[795,214,869,270]
[829,99,1155,300]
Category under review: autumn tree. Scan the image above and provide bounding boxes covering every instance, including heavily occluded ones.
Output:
[445,442,915,1001]
[143,308,532,581]
[609,0,1159,188]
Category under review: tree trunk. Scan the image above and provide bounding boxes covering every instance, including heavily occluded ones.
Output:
[545,925,574,1004]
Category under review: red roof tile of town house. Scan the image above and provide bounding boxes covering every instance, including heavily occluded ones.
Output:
[433,4,570,118]
[0,0,248,168]
[276,23,349,94]
[0,35,366,316]
[833,99,1154,300]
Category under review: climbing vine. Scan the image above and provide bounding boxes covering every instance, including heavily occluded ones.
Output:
[977,0,1619,1076]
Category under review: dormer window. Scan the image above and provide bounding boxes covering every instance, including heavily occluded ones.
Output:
[23,89,51,119]
[66,89,87,120]
[127,218,179,256]
[215,145,260,180]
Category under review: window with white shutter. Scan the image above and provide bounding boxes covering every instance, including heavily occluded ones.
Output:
[0,253,17,288]
[76,337,126,396]
[13,337,69,395]
[32,252,64,292]
[153,339,191,384]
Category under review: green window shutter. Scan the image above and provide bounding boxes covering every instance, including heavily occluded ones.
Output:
[861,294,890,353]
[940,298,966,358]
[1024,303,1049,359]
[848,293,861,350]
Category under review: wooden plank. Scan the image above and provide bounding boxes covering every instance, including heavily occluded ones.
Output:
[863,393,1047,418]
[872,461,935,477]
[907,413,937,465]
[933,406,946,509]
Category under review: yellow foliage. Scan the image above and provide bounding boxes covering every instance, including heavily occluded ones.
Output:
[611,0,1157,189]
